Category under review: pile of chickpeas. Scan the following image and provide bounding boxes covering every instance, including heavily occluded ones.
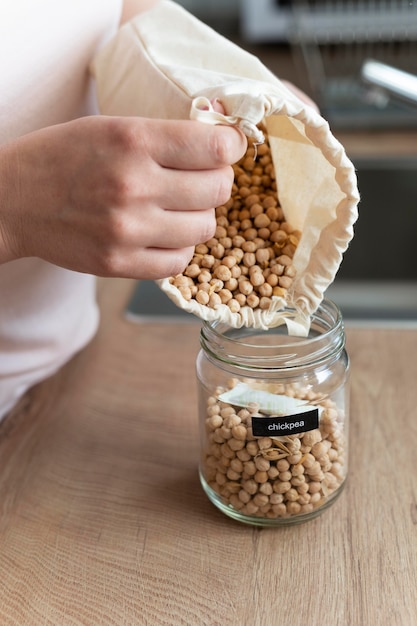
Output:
[169,127,300,314]
[201,381,346,520]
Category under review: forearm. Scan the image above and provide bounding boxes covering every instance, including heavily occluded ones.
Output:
[0,142,23,263]
[120,0,160,25]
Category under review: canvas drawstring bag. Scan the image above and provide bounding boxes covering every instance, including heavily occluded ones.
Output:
[91,0,359,335]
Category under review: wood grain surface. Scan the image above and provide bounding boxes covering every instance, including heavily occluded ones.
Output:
[1,278,416,626]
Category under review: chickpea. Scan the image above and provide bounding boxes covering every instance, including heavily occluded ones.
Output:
[258,283,273,298]
[241,240,257,253]
[213,265,232,282]
[277,459,290,472]
[259,296,272,309]
[255,248,270,267]
[269,493,283,505]
[254,213,271,229]
[216,204,228,217]
[218,289,233,304]
[249,271,265,288]
[220,442,235,459]
[242,479,258,495]
[215,472,227,486]
[287,452,303,465]
[195,243,209,255]
[259,482,273,496]
[286,502,301,515]
[273,480,291,494]
[224,278,238,292]
[271,229,287,244]
[249,203,264,218]
[257,437,272,450]
[238,489,251,504]
[272,286,286,298]
[230,458,244,473]
[267,466,279,480]
[254,471,268,484]
[239,280,253,296]
[230,265,242,279]
[206,415,222,430]
[228,438,246,451]
[227,299,241,313]
[200,254,215,269]
[246,294,260,309]
[243,501,259,515]
[237,173,251,187]
[211,243,225,259]
[267,273,279,287]
[208,293,222,308]
[312,441,331,459]
[184,263,201,278]
[232,235,245,248]
[198,269,211,283]
[215,225,227,239]
[285,488,299,502]
[244,193,260,207]
[236,448,251,462]
[232,424,247,440]
[272,503,287,517]
[209,278,223,293]
[231,248,244,263]
[279,275,293,290]
[253,493,269,507]
[226,468,240,481]
[264,198,277,211]
[254,456,270,472]
[243,227,258,242]
[257,227,271,241]
[178,286,192,300]
[235,293,247,307]
[222,255,237,268]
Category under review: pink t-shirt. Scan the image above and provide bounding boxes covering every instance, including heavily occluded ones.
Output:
[0,0,123,419]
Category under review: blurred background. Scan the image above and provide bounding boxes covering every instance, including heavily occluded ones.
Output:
[128,1,417,324]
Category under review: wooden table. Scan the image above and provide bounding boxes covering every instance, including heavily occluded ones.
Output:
[1,278,417,626]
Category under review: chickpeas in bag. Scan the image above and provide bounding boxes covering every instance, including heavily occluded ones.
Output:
[91,0,359,336]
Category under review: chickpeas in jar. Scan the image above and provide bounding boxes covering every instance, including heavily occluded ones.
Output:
[196,300,349,526]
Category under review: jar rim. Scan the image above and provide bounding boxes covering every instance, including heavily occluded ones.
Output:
[200,299,345,371]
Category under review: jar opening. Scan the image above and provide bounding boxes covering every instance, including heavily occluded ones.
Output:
[200,299,345,371]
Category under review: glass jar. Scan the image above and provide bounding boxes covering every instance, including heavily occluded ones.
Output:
[196,299,349,526]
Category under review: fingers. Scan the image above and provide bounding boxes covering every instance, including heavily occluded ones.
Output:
[126,206,216,249]
[154,165,235,211]
[142,119,247,171]
[87,243,196,280]
[117,246,195,280]
[91,116,243,211]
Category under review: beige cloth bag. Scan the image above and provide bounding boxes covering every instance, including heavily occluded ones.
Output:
[91,0,359,335]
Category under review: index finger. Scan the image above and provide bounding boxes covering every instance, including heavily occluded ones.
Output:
[143,119,247,171]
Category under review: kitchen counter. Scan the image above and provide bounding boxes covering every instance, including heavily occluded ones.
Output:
[1,277,416,626]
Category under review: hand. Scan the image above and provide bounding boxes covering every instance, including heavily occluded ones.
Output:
[0,115,247,278]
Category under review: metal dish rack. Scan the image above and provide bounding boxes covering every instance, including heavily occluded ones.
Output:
[287,0,417,128]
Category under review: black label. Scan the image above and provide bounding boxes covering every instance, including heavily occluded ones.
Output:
[251,408,319,437]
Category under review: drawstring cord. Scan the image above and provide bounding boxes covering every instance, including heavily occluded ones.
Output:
[190,96,264,156]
